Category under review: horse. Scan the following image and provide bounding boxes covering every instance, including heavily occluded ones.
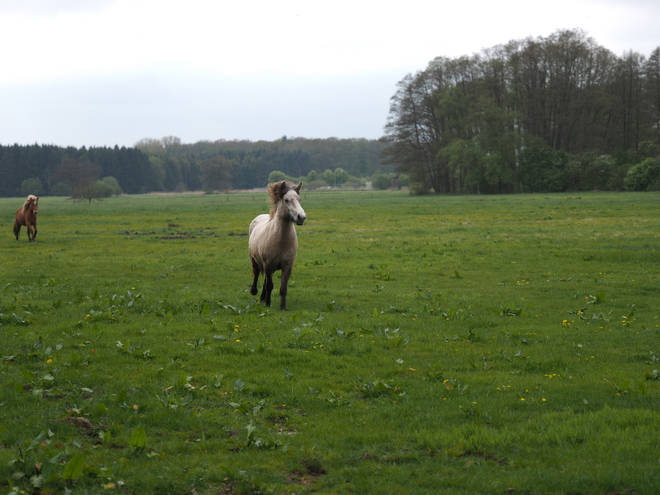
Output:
[14,195,39,242]
[249,181,306,310]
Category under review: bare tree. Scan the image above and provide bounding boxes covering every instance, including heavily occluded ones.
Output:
[201,156,232,192]
[54,156,101,199]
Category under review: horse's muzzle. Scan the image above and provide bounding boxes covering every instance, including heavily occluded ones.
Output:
[296,215,306,226]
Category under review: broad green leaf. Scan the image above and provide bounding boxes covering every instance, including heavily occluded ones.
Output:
[61,454,85,480]
[129,426,147,449]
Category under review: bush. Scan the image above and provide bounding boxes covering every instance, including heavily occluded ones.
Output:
[101,176,123,196]
[20,177,45,197]
[268,170,289,183]
[519,144,568,193]
[373,175,392,190]
[624,158,660,191]
[565,153,616,191]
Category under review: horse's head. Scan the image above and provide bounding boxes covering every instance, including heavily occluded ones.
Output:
[24,195,39,215]
[283,186,306,225]
[270,181,306,225]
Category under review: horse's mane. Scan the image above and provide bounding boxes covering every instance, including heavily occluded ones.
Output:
[23,195,38,211]
[267,181,297,217]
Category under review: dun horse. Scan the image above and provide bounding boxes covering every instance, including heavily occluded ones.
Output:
[14,195,39,242]
[249,181,306,310]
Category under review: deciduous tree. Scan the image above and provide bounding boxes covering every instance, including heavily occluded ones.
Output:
[201,156,232,192]
[54,156,102,199]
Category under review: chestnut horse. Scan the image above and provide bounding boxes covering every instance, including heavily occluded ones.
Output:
[14,195,39,242]
[249,181,306,310]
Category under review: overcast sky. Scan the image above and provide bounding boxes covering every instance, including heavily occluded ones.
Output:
[0,0,658,148]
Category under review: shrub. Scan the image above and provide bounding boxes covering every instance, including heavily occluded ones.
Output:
[101,176,123,196]
[624,158,660,191]
[268,170,289,183]
[20,177,45,197]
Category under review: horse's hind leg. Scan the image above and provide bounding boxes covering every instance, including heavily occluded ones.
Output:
[27,223,36,242]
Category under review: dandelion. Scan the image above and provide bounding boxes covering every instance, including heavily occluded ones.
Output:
[235,339,241,342]
[46,359,53,364]
[520,398,526,401]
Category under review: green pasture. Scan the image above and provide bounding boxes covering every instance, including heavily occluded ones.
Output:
[1,191,659,494]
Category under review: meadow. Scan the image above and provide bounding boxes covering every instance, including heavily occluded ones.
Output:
[1,190,659,495]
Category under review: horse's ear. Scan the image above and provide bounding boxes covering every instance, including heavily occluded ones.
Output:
[295,182,302,194]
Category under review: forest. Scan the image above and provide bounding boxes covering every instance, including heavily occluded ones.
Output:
[384,29,660,194]
[0,137,392,198]
[2,29,660,198]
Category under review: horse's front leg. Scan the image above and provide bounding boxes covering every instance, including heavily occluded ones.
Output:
[13,220,21,240]
[250,258,261,296]
[31,221,37,242]
[279,264,293,311]
[27,223,36,242]
[261,269,274,307]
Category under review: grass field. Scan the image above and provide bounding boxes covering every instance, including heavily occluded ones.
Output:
[1,191,659,494]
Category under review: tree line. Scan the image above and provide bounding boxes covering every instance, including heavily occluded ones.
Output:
[0,145,156,199]
[0,138,394,198]
[384,29,660,193]
[134,136,393,191]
